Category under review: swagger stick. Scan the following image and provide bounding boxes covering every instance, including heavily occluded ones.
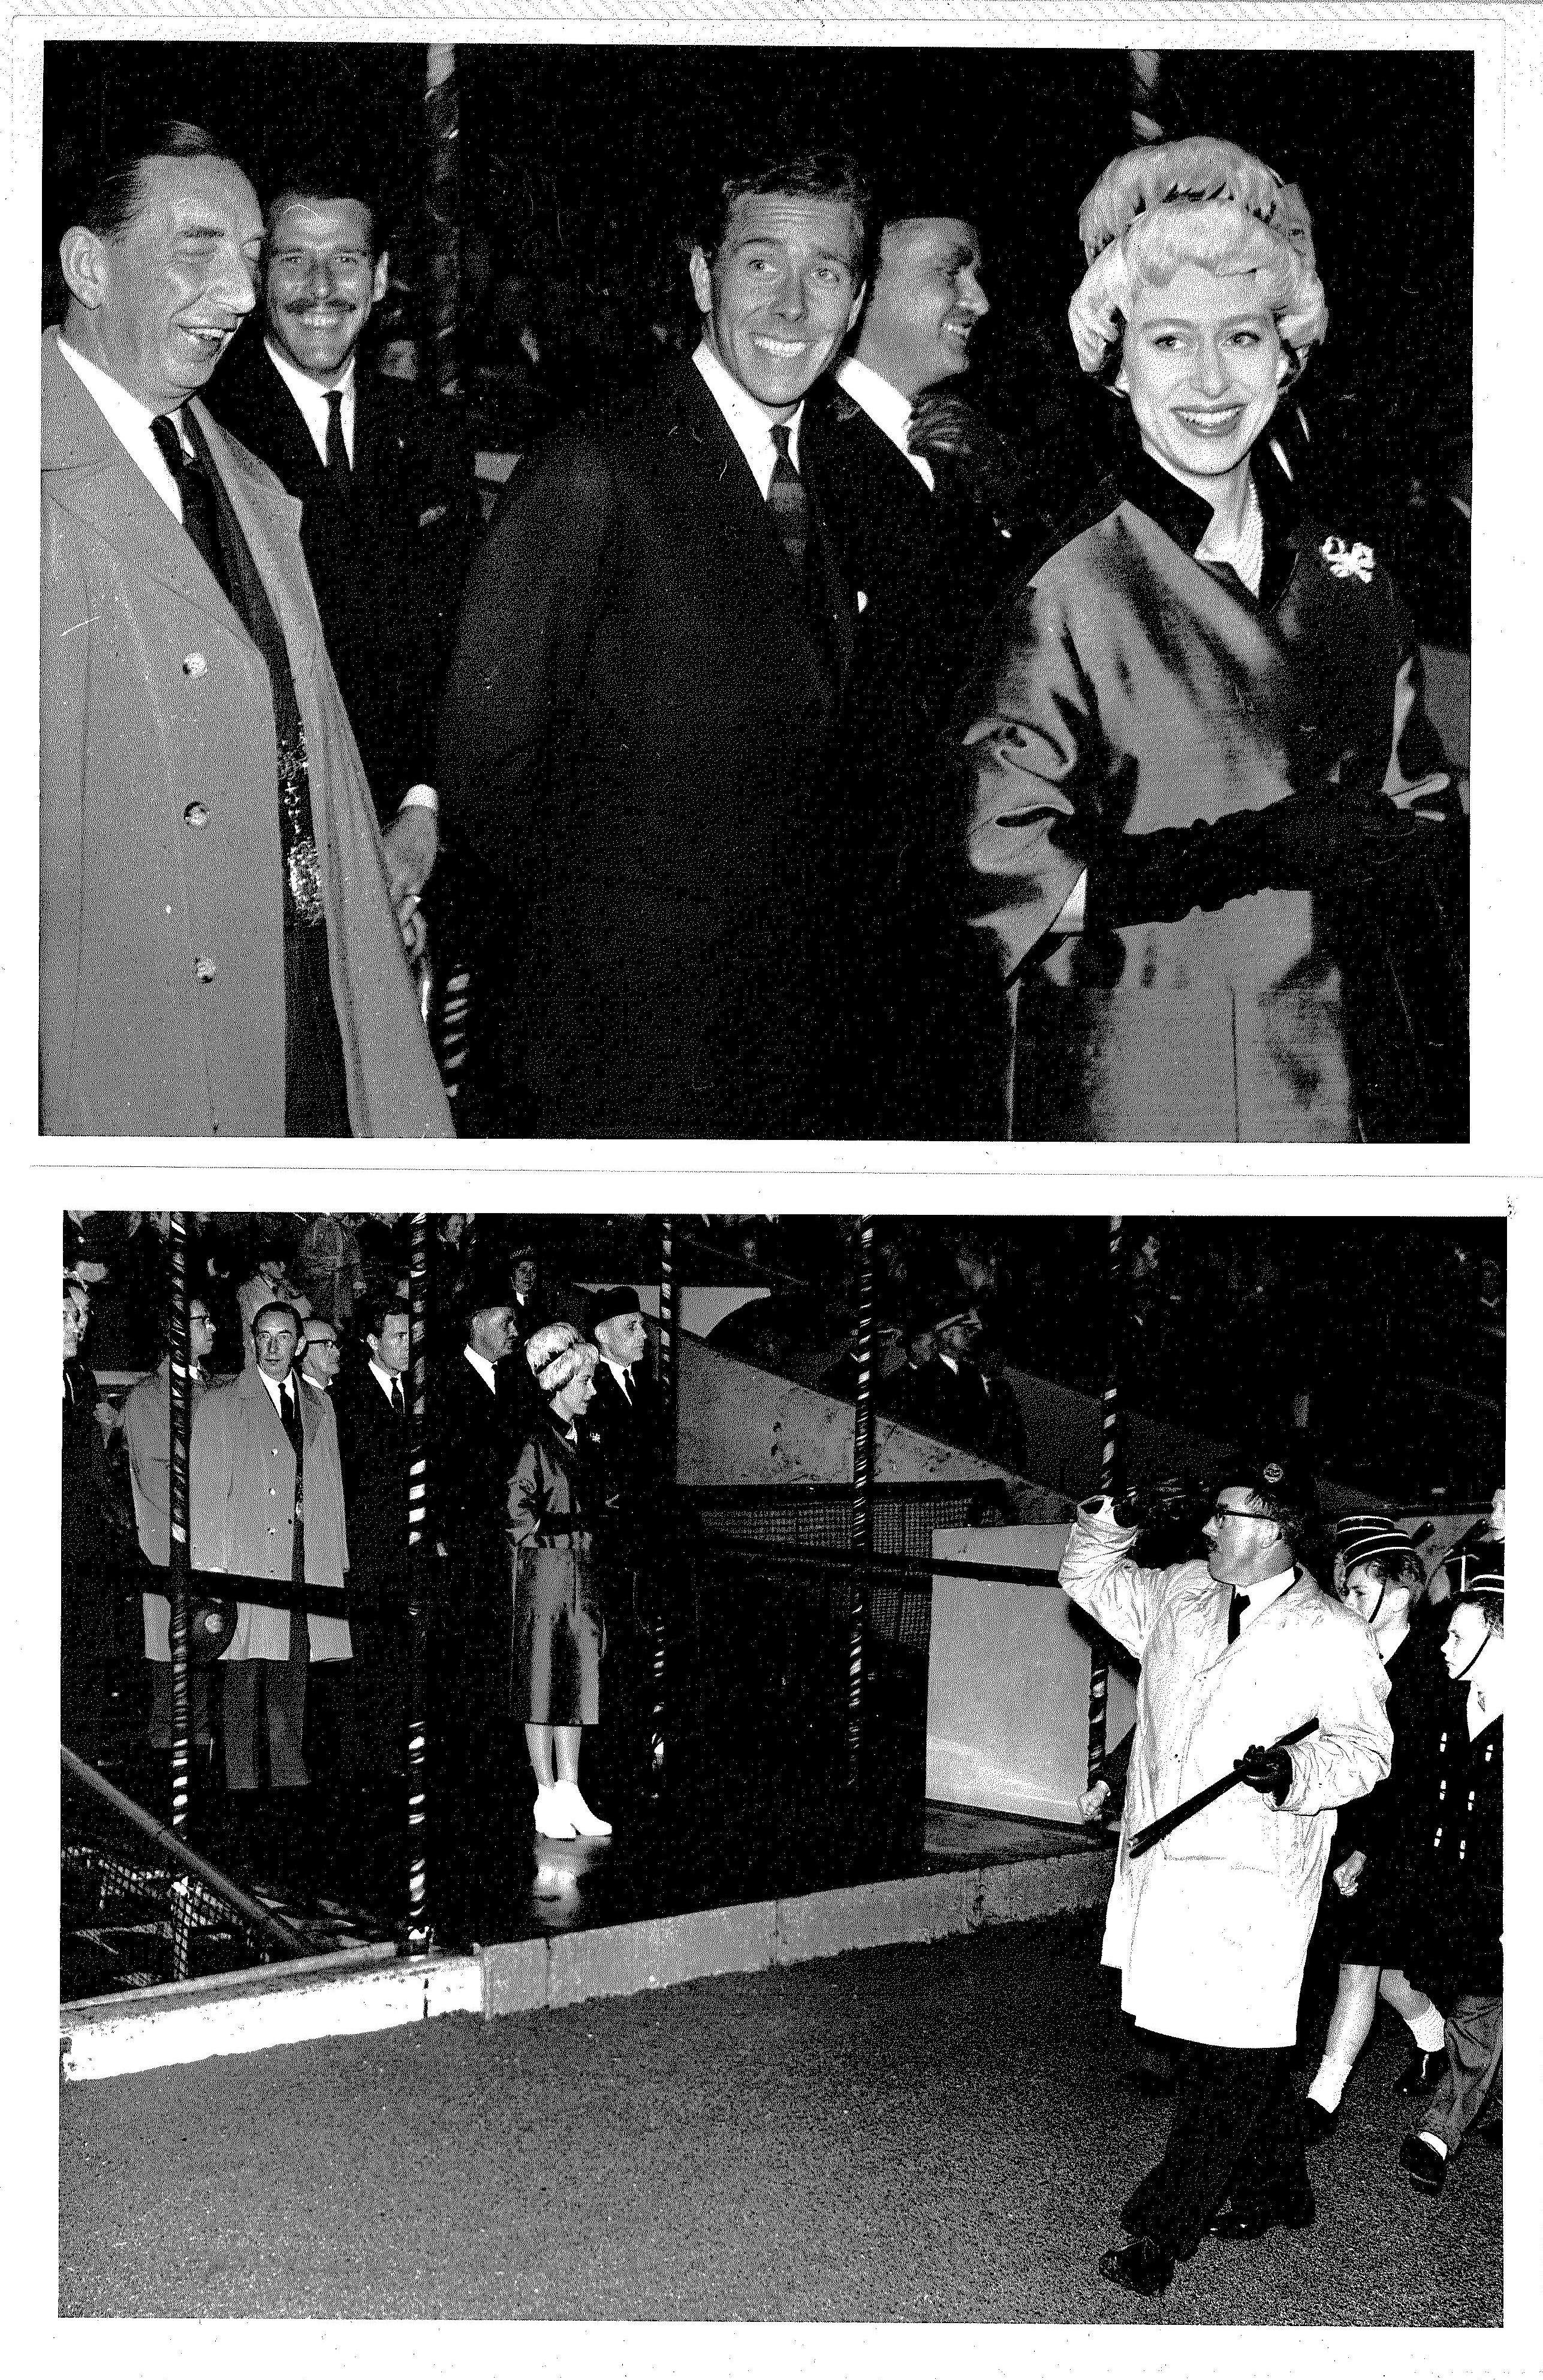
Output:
[1128,1718,1319,1858]
[1086,1217,1124,1791]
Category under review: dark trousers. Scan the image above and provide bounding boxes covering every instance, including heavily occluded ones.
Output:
[1122,2041,1309,2260]
[1423,1995,1503,2154]
[284,916,351,1138]
[222,1611,311,1790]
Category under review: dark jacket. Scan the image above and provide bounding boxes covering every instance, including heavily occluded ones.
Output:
[959,436,1467,1143]
[207,337,478,821]
[436,354,855,1136]
[801,384,1030,1134]
[334,1365,411,1589]
[1406,1703,1503,2004]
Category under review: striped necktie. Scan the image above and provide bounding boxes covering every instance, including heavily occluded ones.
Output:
[767,422,808,575]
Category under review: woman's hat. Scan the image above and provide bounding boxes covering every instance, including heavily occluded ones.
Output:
[525,1320,596,1396]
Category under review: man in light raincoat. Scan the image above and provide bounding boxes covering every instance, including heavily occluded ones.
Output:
[1060,1457,1391,2297]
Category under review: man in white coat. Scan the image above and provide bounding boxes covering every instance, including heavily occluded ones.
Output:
[191,1301,351,1799]
[1059,1457,1391,2297]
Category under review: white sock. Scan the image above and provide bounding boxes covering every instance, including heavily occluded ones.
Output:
[1307,2052,1355,2111]
[1409,2005,1448,2054]
[1417,2130,1449,2159]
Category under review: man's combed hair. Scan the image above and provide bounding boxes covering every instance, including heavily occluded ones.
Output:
[359,1289,408,1343]
[1456,1588,1505,1637]
[68,119,239,243]
[692,148,872,273]
[263,155,384,255]
[1343,1549,1429,1606]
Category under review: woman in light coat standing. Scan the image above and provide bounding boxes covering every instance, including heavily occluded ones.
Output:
[1059,1460,1390,2298]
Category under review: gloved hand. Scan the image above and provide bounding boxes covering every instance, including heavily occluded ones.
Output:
[1234,1742,1294,1803]
[1086,794,1438,931]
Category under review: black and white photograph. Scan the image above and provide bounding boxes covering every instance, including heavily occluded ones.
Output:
[38,36,1473,1142]
[57,1209,1503,2322]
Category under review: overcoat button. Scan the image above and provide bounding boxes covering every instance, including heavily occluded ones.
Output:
[182,652,207,677]
[183,802,209,828]
[193,954,217,982]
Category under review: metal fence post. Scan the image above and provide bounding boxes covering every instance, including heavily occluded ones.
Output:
[404,1212,433,1947]
[1086,1215,1124,1790]
[847,1218,876,1792]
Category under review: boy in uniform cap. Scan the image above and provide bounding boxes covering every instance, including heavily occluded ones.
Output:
[1399,1545,1504,2194]
[1059,1454,1391,2298]
[1300,1513,1453,2138]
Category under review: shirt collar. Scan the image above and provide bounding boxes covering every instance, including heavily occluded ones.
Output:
[603,1355,634,1390]
[692,338,804,496]
[265,337,357,462]
[463,1344,498,1393]
[1235,1560,1297,1623]
[834,355,935,490]
[56,332,184,517]
[257,1366,292,1413]
[369,1357,400,1401]
[1116,413,1303,605]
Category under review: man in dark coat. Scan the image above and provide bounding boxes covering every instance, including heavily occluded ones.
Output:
[801,197,1036,1132]
[333,1294,414,1791]
[436,152,869,1136]
[207,161,478,936]
[429,1263,523,1920]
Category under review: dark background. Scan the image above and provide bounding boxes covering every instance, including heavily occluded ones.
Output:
[44,42,1473,552]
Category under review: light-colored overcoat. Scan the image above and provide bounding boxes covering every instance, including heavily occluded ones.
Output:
[122,1355,209,1657]
[40,327,453,1138]
[1060,1497,1391,2047]
[189,1364,350,1663]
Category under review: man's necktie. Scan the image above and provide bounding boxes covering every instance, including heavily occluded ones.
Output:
[150,411,232,598]
[767,422,809,577]
[619,1368,634,1404]
[324,390,351,495]
[1228,1590,1250,1645]
[391,1375,405,1417]
[281,1378,306,1582]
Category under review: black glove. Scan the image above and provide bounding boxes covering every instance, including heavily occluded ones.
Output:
[1233,1742,1294,1803]
[1086,794,1437,931]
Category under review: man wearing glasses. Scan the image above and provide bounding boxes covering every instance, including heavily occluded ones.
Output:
[1059,1458,1391,2299]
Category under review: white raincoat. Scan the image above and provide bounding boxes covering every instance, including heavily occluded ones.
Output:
[1060,1498,1391,2047]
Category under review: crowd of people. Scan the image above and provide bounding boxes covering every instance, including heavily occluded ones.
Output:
[61,1229,662,1884]
[41,114,1469,1141]
[1064,1476,1503,2297]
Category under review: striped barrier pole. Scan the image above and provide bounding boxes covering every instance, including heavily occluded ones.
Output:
[650,1221,679,1790]
[404,1211,433,1947]
[1087,1215,1124,1791]
[167,1214,192,1853]
[847,1218,876,1790]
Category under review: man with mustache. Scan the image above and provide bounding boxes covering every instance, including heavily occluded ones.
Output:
[41,120,451,1138]
[207,165,477,943]
[437,152,867,1136]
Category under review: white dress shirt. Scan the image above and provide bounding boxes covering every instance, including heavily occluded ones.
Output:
[264,338,357,467]
[692,339,804,495]
[263,342,435,817]
[258,1367,294,1417]
[57,334,185,519]
[602,1357,635,1402]
[463,1345,498,1395]
[833,355,935,490]
[368,1357,405,1405]
[1230,1559,1297,1631]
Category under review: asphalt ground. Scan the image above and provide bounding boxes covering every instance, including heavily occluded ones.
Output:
[58,1910,1500,2328]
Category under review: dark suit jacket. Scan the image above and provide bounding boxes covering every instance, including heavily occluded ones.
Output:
[436,354,856,1136]
[431,1348,522,1587]
[800,387,1028,1134]
[588,1360,658,1534]
[207,336,477,819]
[334,1365,411,1588]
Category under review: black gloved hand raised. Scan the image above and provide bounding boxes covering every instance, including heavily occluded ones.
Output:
[1086,792,1438,932]
[1233,1742,1294,1803]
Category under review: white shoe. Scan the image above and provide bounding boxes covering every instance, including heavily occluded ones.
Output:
[533,1785,576,1841]
[554,1779,612,1838]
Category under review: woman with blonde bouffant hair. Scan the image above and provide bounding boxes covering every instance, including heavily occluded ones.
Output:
[959,136,1466,1145]
[510,1321,612,1842]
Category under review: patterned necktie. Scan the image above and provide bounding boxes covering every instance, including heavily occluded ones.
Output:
[1228,1590,1250,1645]
[767,422,809,576]
[150,411,232,598]
[391,1374,405,1417]
[324,390,351,495]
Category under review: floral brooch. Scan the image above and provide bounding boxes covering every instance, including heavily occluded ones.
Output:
[1321,535,1375,584]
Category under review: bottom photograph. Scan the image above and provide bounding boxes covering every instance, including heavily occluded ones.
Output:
[59,1211,1503,2325]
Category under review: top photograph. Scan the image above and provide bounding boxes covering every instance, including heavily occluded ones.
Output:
[38,41,1472,1143]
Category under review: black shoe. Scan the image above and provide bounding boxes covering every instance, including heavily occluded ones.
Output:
[1209,2193,1316,2240]
[1394,2048,1445,2097]
[1302,2098,1339,2145]
[1099,2235,1173,2297]
[1399,2134,1448,2195]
